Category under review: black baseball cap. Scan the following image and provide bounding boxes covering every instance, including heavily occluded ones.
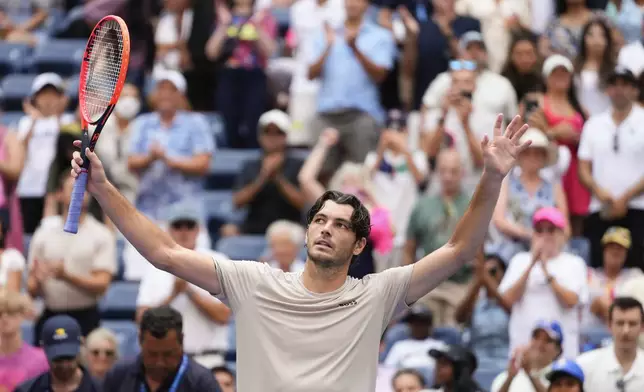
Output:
[608,65,637,85]
[429,344,469,364]
[40,315,82,361]
[402,304,433,324]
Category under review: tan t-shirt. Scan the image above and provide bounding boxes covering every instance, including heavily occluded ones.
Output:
[29,215,116,311]
[213,258,414,392]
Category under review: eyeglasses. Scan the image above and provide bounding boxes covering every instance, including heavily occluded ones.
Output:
[89,348,115,358]
[170,220,197,230]
[449,60,477,71]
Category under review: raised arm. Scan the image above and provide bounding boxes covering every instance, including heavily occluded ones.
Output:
[70,142,222,295]
[406,115,530,304]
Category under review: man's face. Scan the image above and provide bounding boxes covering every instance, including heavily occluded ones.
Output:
[306,201,366,269]
[0,305,23,336]
[259,124,287,154]
[606,79,637,110]
[169,219,199,250]
[155,81,180,113]
[140,330,184,382]
[603,243,628,272]
[214,370,235,392]
[436,151,463,195]
[392,373,424,392]
[269,232,300,267]
[610,307,643,351]
[463,42,487,67]
[50,357,79,382]
[528,329,559,365]
[451,69,476,94]
[345,0,367,20]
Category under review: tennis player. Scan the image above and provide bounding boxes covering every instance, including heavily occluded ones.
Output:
[70,114,530,391]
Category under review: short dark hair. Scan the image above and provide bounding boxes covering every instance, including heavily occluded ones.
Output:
[140,306,183,342]
[306,190,371,241]
[609,297,644,323]
[211,366,234,379]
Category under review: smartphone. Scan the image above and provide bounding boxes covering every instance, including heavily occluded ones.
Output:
[460,91,473,100]
[524,99,539,118]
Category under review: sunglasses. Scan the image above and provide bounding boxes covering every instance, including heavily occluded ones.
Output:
[170,220,197,230]
[90,348,115,358]
[449,60,477,71]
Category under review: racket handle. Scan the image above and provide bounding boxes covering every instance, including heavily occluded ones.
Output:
[63,171,88,234]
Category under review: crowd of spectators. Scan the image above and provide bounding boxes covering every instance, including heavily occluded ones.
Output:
[2,0,644,391]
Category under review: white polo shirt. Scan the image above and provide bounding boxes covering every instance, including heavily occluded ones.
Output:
[578,106,644,213]
[490,366,551,392]
[576,345,644,392]
[498,251,588,358]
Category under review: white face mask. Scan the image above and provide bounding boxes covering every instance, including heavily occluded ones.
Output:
[114,96,141,120]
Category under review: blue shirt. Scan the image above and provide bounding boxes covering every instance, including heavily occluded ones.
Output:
[469,293,510,372]
[129,111,215,221]
[309,21,396,123]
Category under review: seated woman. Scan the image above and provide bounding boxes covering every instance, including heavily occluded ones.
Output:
[454,247,511,374]
[83,327,120,381]
[492,127,569,261]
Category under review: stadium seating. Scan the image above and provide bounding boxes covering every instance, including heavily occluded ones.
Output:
[0,111,23,128]
[200,111,227,147]
[474,368,501,391]
[207,149,261,190]
[31,39,86,76]
[0,42,31,76]
[216,235,267,261]
[1,74,38,111]
[100,320,140,359]
[99,281,140,320]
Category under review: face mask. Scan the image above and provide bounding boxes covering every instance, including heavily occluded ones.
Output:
[114,96,141,120]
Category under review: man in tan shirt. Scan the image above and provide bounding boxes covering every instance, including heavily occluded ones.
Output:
[27,173,115,341]
[70,114,530,391]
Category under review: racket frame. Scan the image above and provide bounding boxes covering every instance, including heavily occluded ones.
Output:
[64,15,130,234]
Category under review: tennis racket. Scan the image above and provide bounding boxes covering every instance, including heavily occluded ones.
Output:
[64,15,130,234]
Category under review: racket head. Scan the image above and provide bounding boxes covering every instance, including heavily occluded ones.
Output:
[78,15,130,125]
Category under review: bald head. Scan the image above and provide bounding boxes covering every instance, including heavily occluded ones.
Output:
[437,149,463,196]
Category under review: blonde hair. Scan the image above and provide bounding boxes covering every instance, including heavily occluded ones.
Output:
[83,327,120,360]
[0,289,32,314]
[266,220,305,245]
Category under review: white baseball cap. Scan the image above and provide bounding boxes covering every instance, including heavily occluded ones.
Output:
[542,54,573,78]
[153,69,187,94]
[31,72,65,96]
[258,109,291,133]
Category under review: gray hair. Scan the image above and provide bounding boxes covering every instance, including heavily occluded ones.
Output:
[266,220,305,245]
[83,327,120,359]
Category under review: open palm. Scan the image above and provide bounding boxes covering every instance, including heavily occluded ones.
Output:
[481,114,531,178]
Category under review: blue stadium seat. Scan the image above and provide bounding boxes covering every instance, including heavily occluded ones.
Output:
[474,368,502,391]
[581,325,612,351]
[0,111,23,128]
[99,281,139,319]
[100,320,140,359]
[31,39,86,76]
[204,191,246,224]
[21,321,36,345]
[568,237,591,265]
[433,327,462,345]
[0,43,31,75]
[1,74,38,111]
[216,235,266,260]
[207,149,260,190]
[200,112,227,147]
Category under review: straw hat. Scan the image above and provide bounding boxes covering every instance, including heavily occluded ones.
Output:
[519,127,558,167]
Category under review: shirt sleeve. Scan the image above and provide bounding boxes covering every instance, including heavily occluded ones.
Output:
[498,253,529,294]
[422,72,451,109]
[2,249,26,272]
[190,114,216,154]
[213,258,269,310]
[383,341,403,367]
[233,161,259,190]
[371,265,414,330]
[359,28,396,69]
[128,117,148,155]
[307,30,327,65]
[363,151,378,170]
[577,120,594,161]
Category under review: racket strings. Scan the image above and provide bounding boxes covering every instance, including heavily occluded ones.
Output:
[83,19,124,123]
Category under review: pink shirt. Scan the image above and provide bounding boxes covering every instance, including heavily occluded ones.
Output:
[0,343,49,390]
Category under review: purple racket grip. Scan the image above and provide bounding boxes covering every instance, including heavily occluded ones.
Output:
[63,170,88,234]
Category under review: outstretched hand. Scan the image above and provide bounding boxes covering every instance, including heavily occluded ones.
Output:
[481,114,531,179]
[70,140,108,194]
